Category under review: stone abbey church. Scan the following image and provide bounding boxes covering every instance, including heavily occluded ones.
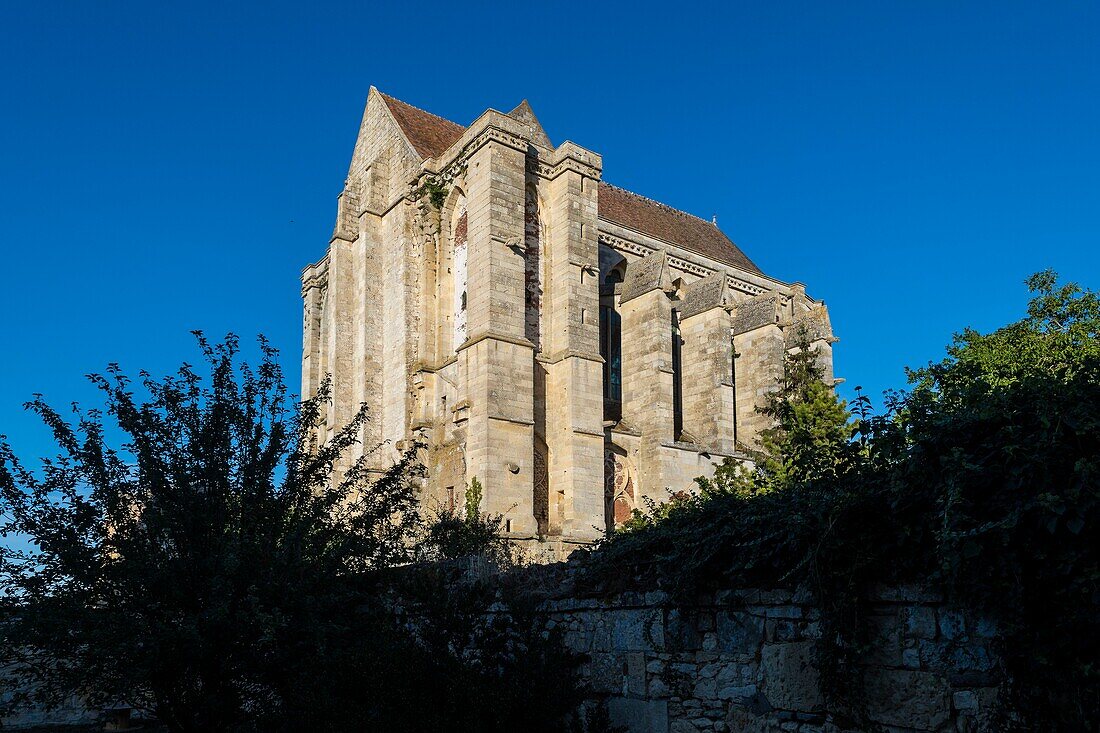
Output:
[301,89,835,549]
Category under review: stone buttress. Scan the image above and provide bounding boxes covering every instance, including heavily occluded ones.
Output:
[301,89,837,546]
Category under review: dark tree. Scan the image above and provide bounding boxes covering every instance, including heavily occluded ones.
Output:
[0,334,422,732]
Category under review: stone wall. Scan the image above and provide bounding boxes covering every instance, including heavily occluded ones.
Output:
[0,680,98,729]
[1,578,1003,732]
[527,586,1001,733]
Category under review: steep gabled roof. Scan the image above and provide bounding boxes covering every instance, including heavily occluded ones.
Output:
[374,91,762,274]
[378,92,465,159]
[597,183,761,274]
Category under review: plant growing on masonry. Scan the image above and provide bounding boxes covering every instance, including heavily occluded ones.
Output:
[416,176,449,209]
[419,476,514,566]
[466,475,483,522]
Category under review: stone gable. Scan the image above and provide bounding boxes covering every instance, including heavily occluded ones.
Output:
[301,91,835,548]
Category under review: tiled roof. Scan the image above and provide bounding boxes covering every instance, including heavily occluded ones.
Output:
[378,92,465,159]
[597,183,761,274]
[377,92,762,274]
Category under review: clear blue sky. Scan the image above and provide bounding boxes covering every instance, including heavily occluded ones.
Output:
[1,1,1097,460]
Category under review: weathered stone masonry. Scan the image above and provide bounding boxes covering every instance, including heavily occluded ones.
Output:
[301,89,838,545]
[517,584,1002,733]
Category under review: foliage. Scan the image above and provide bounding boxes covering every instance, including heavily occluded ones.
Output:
[615,493,695,534]
[897,269,1100,728]
[0,334,424,731]
[618,332,855,536]
[695,330,856,499]
[466,475,483,522]
[418,476,514,566]
[0,336,603,732]
[259,564,604,733]
[756,333,856,489]
[417,177,449,209]
[587,272,1100,730]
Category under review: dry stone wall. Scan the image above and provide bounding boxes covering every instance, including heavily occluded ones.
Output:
[528,586,1001,733]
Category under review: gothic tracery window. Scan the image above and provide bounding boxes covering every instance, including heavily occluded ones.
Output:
[604,449,635,528]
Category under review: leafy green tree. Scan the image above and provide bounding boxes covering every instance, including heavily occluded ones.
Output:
[0,334,423,732]
[757,334,854,488]
[696,329,855,498]
[898,270,1100,729]
[588,272,1099,730]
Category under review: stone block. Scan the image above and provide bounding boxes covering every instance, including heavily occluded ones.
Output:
[716,683,758,702]
[611,609,665,651]
[938,610,967,641]
[668,608,704,651]
[694,677,717,700]
[948,644,996,675]
[952,690,977,711]
[725,692,774,732]
[608,697,670,733]
[586,652,624,694]
[766,618,802,643]
[759,641,823,713]
[623,652,647,697]
[863,669,950,730]
[716,611,764,655]
[864,614,903,667]
[901,605,937,640]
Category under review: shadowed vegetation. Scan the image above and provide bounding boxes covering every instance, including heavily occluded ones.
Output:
[588,272,1099,731]
[0,334,611,733]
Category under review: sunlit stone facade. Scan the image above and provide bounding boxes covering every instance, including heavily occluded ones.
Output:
[301,89,836,550]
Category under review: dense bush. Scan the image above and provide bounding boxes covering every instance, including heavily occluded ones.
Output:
[417,476,516,567]
[0,335,604,733]
[586,272,1099,730]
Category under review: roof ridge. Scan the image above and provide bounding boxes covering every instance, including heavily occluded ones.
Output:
[377,91,466,131]
[599,182,720,230]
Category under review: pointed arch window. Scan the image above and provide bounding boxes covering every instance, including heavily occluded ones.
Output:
[672,308,683,439]
[452,198,469,350]
[599,265,624,421]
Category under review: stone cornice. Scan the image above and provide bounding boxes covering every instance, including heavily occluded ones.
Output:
[541,348,605,366]
[457,330,535,353]
[300,255,329,294]
[488,414,535,427]
[413,355,458,374]
[425,111,534,173]
[528,141,603,181]
[466,125,531,157]
[597,225,818,304]
[365,192,407,219]
[421,112,602,184]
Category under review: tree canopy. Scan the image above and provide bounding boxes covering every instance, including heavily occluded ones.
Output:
[588,272,1100,730]
[0,334,602,733]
